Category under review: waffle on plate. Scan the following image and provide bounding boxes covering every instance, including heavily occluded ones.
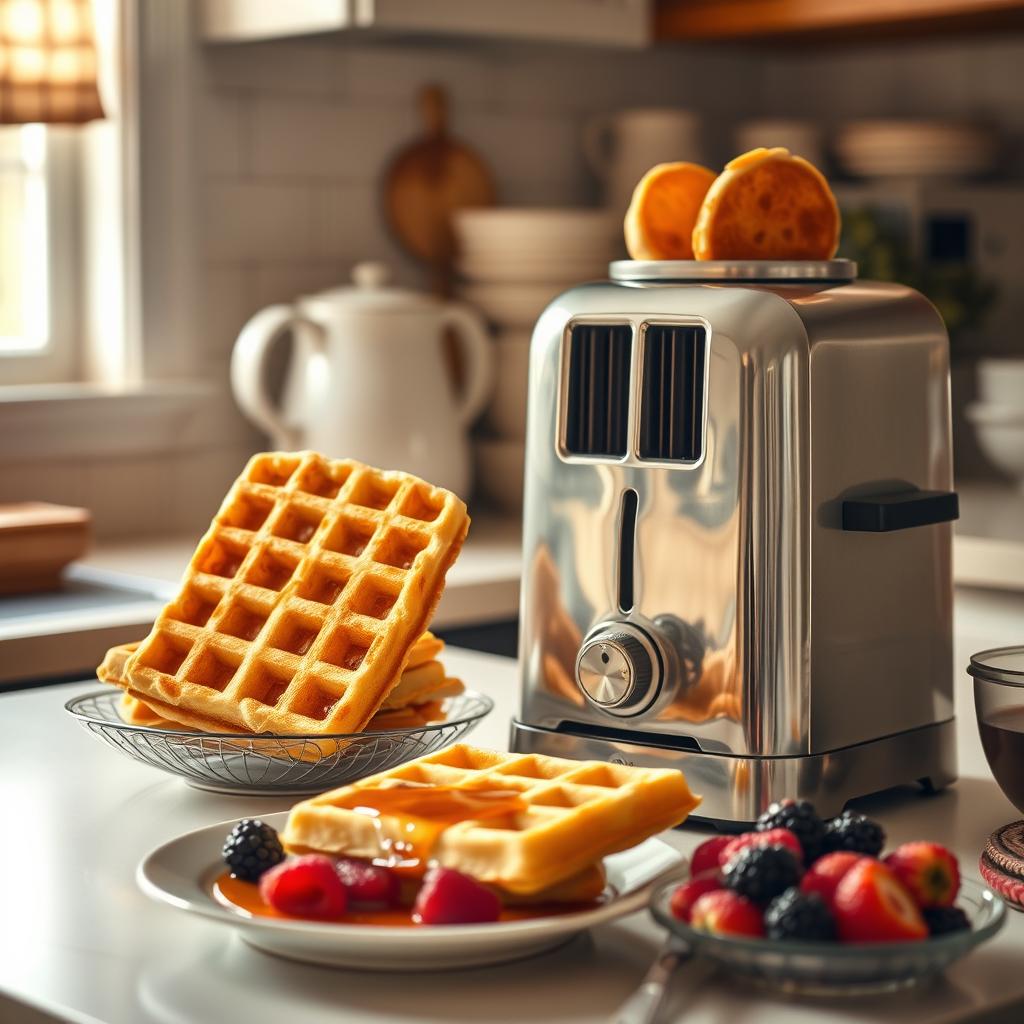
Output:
[282,743,700,895]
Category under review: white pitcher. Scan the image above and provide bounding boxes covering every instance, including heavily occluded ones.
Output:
[584,108,706,219]
[230,262,494,496]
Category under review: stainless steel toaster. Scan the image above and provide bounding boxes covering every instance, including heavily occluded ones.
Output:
[510,259,959,825]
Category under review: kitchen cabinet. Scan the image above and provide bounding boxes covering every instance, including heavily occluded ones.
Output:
[201,0,1024,46]
[200,0,650,47]
[655,0,1024,40]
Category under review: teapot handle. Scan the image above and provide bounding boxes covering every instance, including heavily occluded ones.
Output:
[230,304,321,447]
[440,303,497,429]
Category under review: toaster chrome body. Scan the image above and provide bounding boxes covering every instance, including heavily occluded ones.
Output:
[511,260,958,824]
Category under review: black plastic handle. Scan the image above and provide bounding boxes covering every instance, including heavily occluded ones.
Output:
[842,489,959,533]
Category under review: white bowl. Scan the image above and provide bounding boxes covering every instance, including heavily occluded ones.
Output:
[474,438,525,512]
[965,402,1024,485]
[460,282,563,328]
[485,334,531,439]
[977,359,1024,407]
[454,207,617,247]
[835,120,997,178]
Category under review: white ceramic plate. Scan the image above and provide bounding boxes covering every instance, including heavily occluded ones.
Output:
[138,812,685,971]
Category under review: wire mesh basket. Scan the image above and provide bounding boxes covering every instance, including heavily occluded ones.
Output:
[66,689,494,795]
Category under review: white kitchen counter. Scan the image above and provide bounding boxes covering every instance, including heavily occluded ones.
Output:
[3,588,1024,1024]
[955,484,1024,594]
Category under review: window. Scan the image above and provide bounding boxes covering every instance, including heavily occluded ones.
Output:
[0,122,77,384]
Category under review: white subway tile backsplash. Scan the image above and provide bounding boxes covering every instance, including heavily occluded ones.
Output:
[199,93,246,177]
[459,110,585,192]
[343,44,496,108]
[201,265,251,367]
[250,97,416,181]
[87,456,177,538]
[314,183,386,261]
[1,462,90,510]
[204,182,315,262]
[201,41,344,96]
[248,262,349,308]
[250,98,342,179]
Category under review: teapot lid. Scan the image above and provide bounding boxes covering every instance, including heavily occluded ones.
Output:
[305,262,438,312]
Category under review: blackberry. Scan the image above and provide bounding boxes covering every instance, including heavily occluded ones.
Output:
[222,819,285,882]
[764,888,836,941]
[722,845,803,906]
[923,906,970,937]
[823,811,885,857]
[756,799,826,864]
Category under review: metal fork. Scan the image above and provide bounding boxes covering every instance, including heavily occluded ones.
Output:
[609,936,692,1024]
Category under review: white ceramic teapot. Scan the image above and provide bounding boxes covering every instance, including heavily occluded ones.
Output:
[230,262,494,495]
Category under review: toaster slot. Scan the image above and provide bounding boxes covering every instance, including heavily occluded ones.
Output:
[638,324,707,463]
[563,323,632,458]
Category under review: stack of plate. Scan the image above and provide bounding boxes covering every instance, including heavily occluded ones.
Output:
[835,121,997,179]
[966,358,1024,487]
[454,208,618,512]
[454,208,618,285]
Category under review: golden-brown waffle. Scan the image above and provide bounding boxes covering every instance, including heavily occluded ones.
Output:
[104,645,462,731]
[380,660,450,709]
[102,630,446,723]
[282,743,700,895]
[120,452,468,735]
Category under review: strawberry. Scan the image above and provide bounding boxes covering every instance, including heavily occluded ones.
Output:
[690,889,764,938]
[800,852,866,910]
[335,858,401,907]
[719,828,803,868]
[833,859,928,942]
[690,836,732,878]
[669,877,722,923]
[413,868,502,925]
[259,855,349,920]
[883,842,960,908]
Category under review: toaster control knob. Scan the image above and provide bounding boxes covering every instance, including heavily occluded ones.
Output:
[576,630,655,711]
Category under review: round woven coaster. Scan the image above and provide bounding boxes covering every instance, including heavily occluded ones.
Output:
[980,820,1024,910]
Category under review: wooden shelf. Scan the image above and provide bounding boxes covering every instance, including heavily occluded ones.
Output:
[656,0,1024,41]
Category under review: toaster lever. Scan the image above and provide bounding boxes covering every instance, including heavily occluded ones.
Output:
[841,489,959,533]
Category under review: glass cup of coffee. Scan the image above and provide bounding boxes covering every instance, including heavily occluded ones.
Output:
[970,647,1024,814]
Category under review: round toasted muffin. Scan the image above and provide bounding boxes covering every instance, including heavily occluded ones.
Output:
[624,161,717,260]
[691,147,840,261]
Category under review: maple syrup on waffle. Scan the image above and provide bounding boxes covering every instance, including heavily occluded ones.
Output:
[212,783,601,924]
[328,783,527,871]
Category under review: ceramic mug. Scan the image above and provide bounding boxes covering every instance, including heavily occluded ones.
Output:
[584,108,706,217]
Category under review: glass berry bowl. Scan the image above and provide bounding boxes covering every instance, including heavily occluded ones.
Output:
[649,878,1005,996]
[65,688,493,796]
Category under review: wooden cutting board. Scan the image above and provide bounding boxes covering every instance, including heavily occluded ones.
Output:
[0,502,92,594]
[383,83,496,297]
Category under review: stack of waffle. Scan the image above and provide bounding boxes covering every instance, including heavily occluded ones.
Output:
[282,743,701,901]
[96,451,469,735]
